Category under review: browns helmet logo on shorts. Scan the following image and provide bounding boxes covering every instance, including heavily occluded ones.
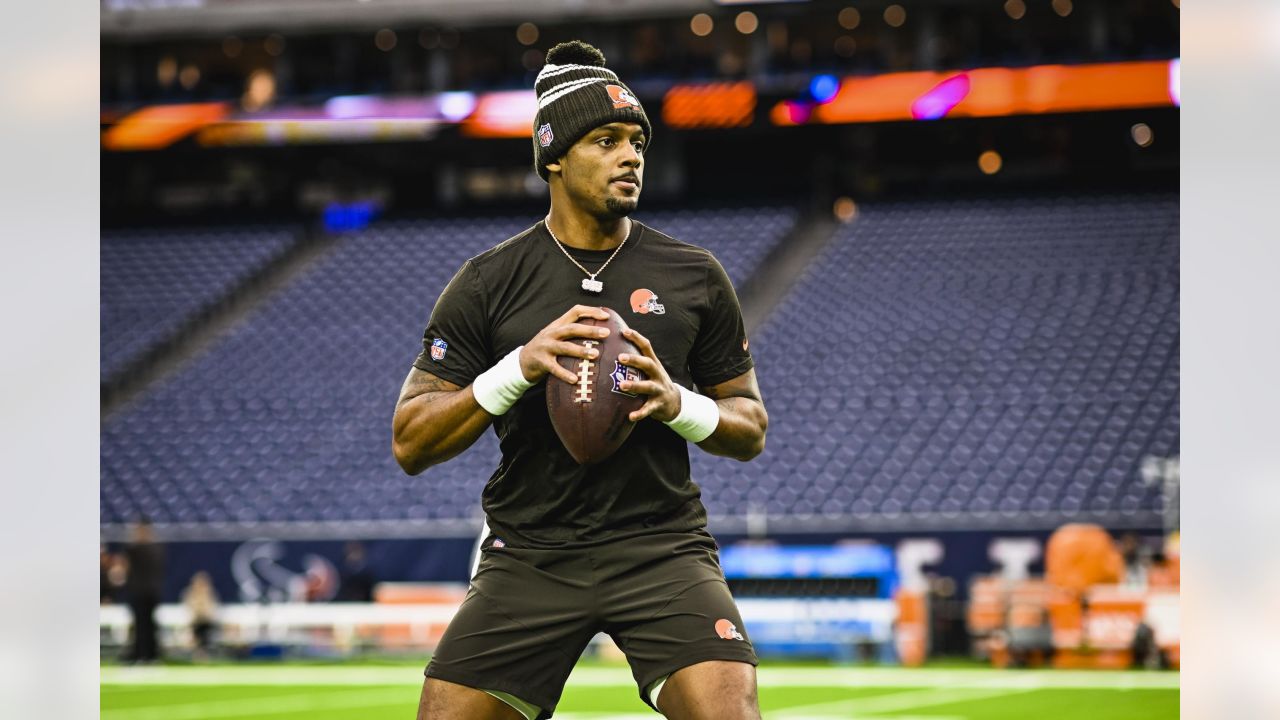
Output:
[629,288,665,315]
[715,618,744,641]
[605,84,641,110]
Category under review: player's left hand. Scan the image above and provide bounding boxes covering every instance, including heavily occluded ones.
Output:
[617,328,682,423]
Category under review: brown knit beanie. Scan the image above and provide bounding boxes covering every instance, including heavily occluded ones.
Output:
[532,40,652,182]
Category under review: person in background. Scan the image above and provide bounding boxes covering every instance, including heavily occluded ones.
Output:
[1118,532,1149,590]
[182,571,220,661]
[101,544,115,604]
[124,518,166,663]
[338,541,375,602]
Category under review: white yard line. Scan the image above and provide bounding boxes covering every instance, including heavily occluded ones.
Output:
[753,667,1180,690]
[768,716,964,720]
[100,665,1180,691]
[100,687,411,720]
[101,666,426,686]
[766,686,1033,718]
[554,715,655,719]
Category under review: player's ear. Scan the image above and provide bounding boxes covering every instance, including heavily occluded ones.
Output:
[545,157,563,176]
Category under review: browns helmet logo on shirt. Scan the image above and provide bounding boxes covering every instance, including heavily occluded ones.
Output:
[606,84,641,110]
[715,618,744,641]
[629,288,665,315]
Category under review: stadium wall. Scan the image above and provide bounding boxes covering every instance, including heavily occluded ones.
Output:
[126,527,1164,605]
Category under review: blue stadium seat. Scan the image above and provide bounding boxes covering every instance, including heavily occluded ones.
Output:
[104,208,799,526]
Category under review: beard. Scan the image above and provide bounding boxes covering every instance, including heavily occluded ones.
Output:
[604,195,638,217]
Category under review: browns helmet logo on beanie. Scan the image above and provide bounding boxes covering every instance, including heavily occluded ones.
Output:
[531,40,652,182]
[606,84,641,110]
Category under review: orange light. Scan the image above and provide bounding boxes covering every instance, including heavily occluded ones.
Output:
[375,29,397,52]
[978,150,1003,175]
[1004,0,1026,20]
[884,5,907,28]
[242,68,276,111]
[461,90,538,138]
[179,65,200,90]
[833,197,859,222]
[102,102,229,151]
[811,70,939,123]
[1052,0,1073,17]
[516,22,539,46]
[1131,123,1154,147]
[735,11,759,35]
[690,14,714,37]
[786,60,1175,126]
[157,56,177,88]
[663,82,756,129]
[838,7,861,30]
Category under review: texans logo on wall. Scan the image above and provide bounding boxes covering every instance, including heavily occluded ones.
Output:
[231,539,340,603]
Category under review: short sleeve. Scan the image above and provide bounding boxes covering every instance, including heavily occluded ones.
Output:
[689,255,755,388]
[412,260,493,387]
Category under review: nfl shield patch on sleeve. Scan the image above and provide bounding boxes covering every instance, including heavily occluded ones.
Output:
[430,338,448,361]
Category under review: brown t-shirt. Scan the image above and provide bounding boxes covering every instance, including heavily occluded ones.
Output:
[413,219,753,548]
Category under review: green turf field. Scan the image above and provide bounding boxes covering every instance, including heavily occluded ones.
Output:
[100,662,1179,719]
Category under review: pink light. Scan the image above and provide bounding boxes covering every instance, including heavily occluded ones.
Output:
[1168,59,1180,107]
[786,101,812,124]
[911,73,971,120]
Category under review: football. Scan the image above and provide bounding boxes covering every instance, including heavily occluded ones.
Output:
[545,306,648,464]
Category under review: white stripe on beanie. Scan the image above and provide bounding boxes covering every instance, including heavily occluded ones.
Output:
[535,62,618,84]
[537,77,606,109]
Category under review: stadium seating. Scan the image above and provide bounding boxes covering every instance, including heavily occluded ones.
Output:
[692,194,1179,524]
[100,226,298,381]
[100,208,798,525]
[102,197,1176,528]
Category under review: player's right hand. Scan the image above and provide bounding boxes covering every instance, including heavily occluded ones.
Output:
[519,305,611,385]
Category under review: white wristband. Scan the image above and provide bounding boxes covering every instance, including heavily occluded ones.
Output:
[664,385,720,443]
[471,346,535,416]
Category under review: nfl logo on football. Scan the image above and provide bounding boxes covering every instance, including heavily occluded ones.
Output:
[430,338,448,361]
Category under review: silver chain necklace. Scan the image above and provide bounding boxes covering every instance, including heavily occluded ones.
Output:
[544,215,630,294]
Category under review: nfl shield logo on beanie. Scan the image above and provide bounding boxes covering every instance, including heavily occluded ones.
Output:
[538,123,554,148]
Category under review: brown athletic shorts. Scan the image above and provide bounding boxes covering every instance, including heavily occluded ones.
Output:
[423,528,758,718]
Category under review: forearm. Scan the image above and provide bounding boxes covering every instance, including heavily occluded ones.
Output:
[694,396,768,461]
[392,388,493,474]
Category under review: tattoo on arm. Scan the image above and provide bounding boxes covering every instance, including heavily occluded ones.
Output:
[398,369,460,410]
[698,383,760,404]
